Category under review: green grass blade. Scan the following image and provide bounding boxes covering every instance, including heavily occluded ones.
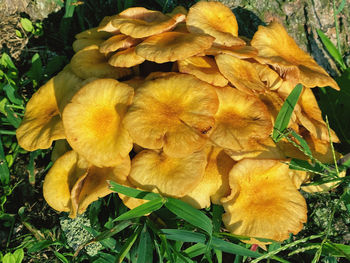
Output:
[161,229,207,243]
[317,29,346,70]
[117,225,142,263]
[113,198,165,222]
[136,225,153,263]
[336,0,346,14]
[211,237,261,258]
[289,129,312,156]
[0,136,10,185]
[94,220,132,242]
[165,197,213,235]
[109,181,161,200]
[272,84,303,142]
[184,243,207,258]
[212,204,223,233]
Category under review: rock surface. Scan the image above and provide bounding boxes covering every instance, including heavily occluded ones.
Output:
[219,0,350,76]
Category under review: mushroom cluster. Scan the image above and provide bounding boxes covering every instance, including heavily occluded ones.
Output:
[17,1,342,244]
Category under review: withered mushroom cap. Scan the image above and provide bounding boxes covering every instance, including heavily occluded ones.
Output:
[222,159,307,242]
[186,1,245,47]
[123,73,219,158]
[210,86,272,152]
[63,78,134,167]
[110,7,184,38]
[178,56,228,87]
[135,31,214,63]
[70,45,132,79]
[129,149,206,197]
[251,21,339,90]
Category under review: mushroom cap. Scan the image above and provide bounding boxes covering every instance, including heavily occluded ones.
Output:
[74,156,131,216]
[70,45,132,80]
[75,27,112,39]
[111,7,184,38]
[99,34,141,54]
[181,145,235,208]
[97,15,120,33]
[178,56,228,87]
[16,76,65,151]
[129,149,207,197]
[43,151,86,213]
[186,1,245,47]
[251,21,339,90]
[278,81,338,142]
[222,159,307,242]
[224,137,286,161]
[210,86,272,152]
[44,150,131,217]
[123,73,219,158]
[205,45,258,59]
[297,88,339,142]
[73,38,105,53]
[216,54,270,94]
[135,31,214,63]
[52,65,83,114]
[63,78,134,167]
[108,47,145,67]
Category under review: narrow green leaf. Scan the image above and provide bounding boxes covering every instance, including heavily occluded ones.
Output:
[289,129,312,156]
[117,225,142,263]
[45,56,67,76]
[336,0,346,15]
[165,198,213,235]
[273,84,303,141]
[27,240,61,253]
[113,198,164,222]
[94,220,132,242]
[161,229,206,243]
[289,158,331,176]
[212,204,223,233]
[27,53,43,84]
[323,241,350,259]
[28,151,40,185]
[53,251,69,263]
[211,237,261,258]
[109,181,161,200]
[214,249,222,263]
[317,29,346,70]
[136,225,153,263]
[184,243,207,258]
[0,136,10,185]
[342,188,350,214]
[20,18,34,32]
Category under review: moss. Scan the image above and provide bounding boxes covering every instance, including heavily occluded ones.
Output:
[60,214,103,256]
